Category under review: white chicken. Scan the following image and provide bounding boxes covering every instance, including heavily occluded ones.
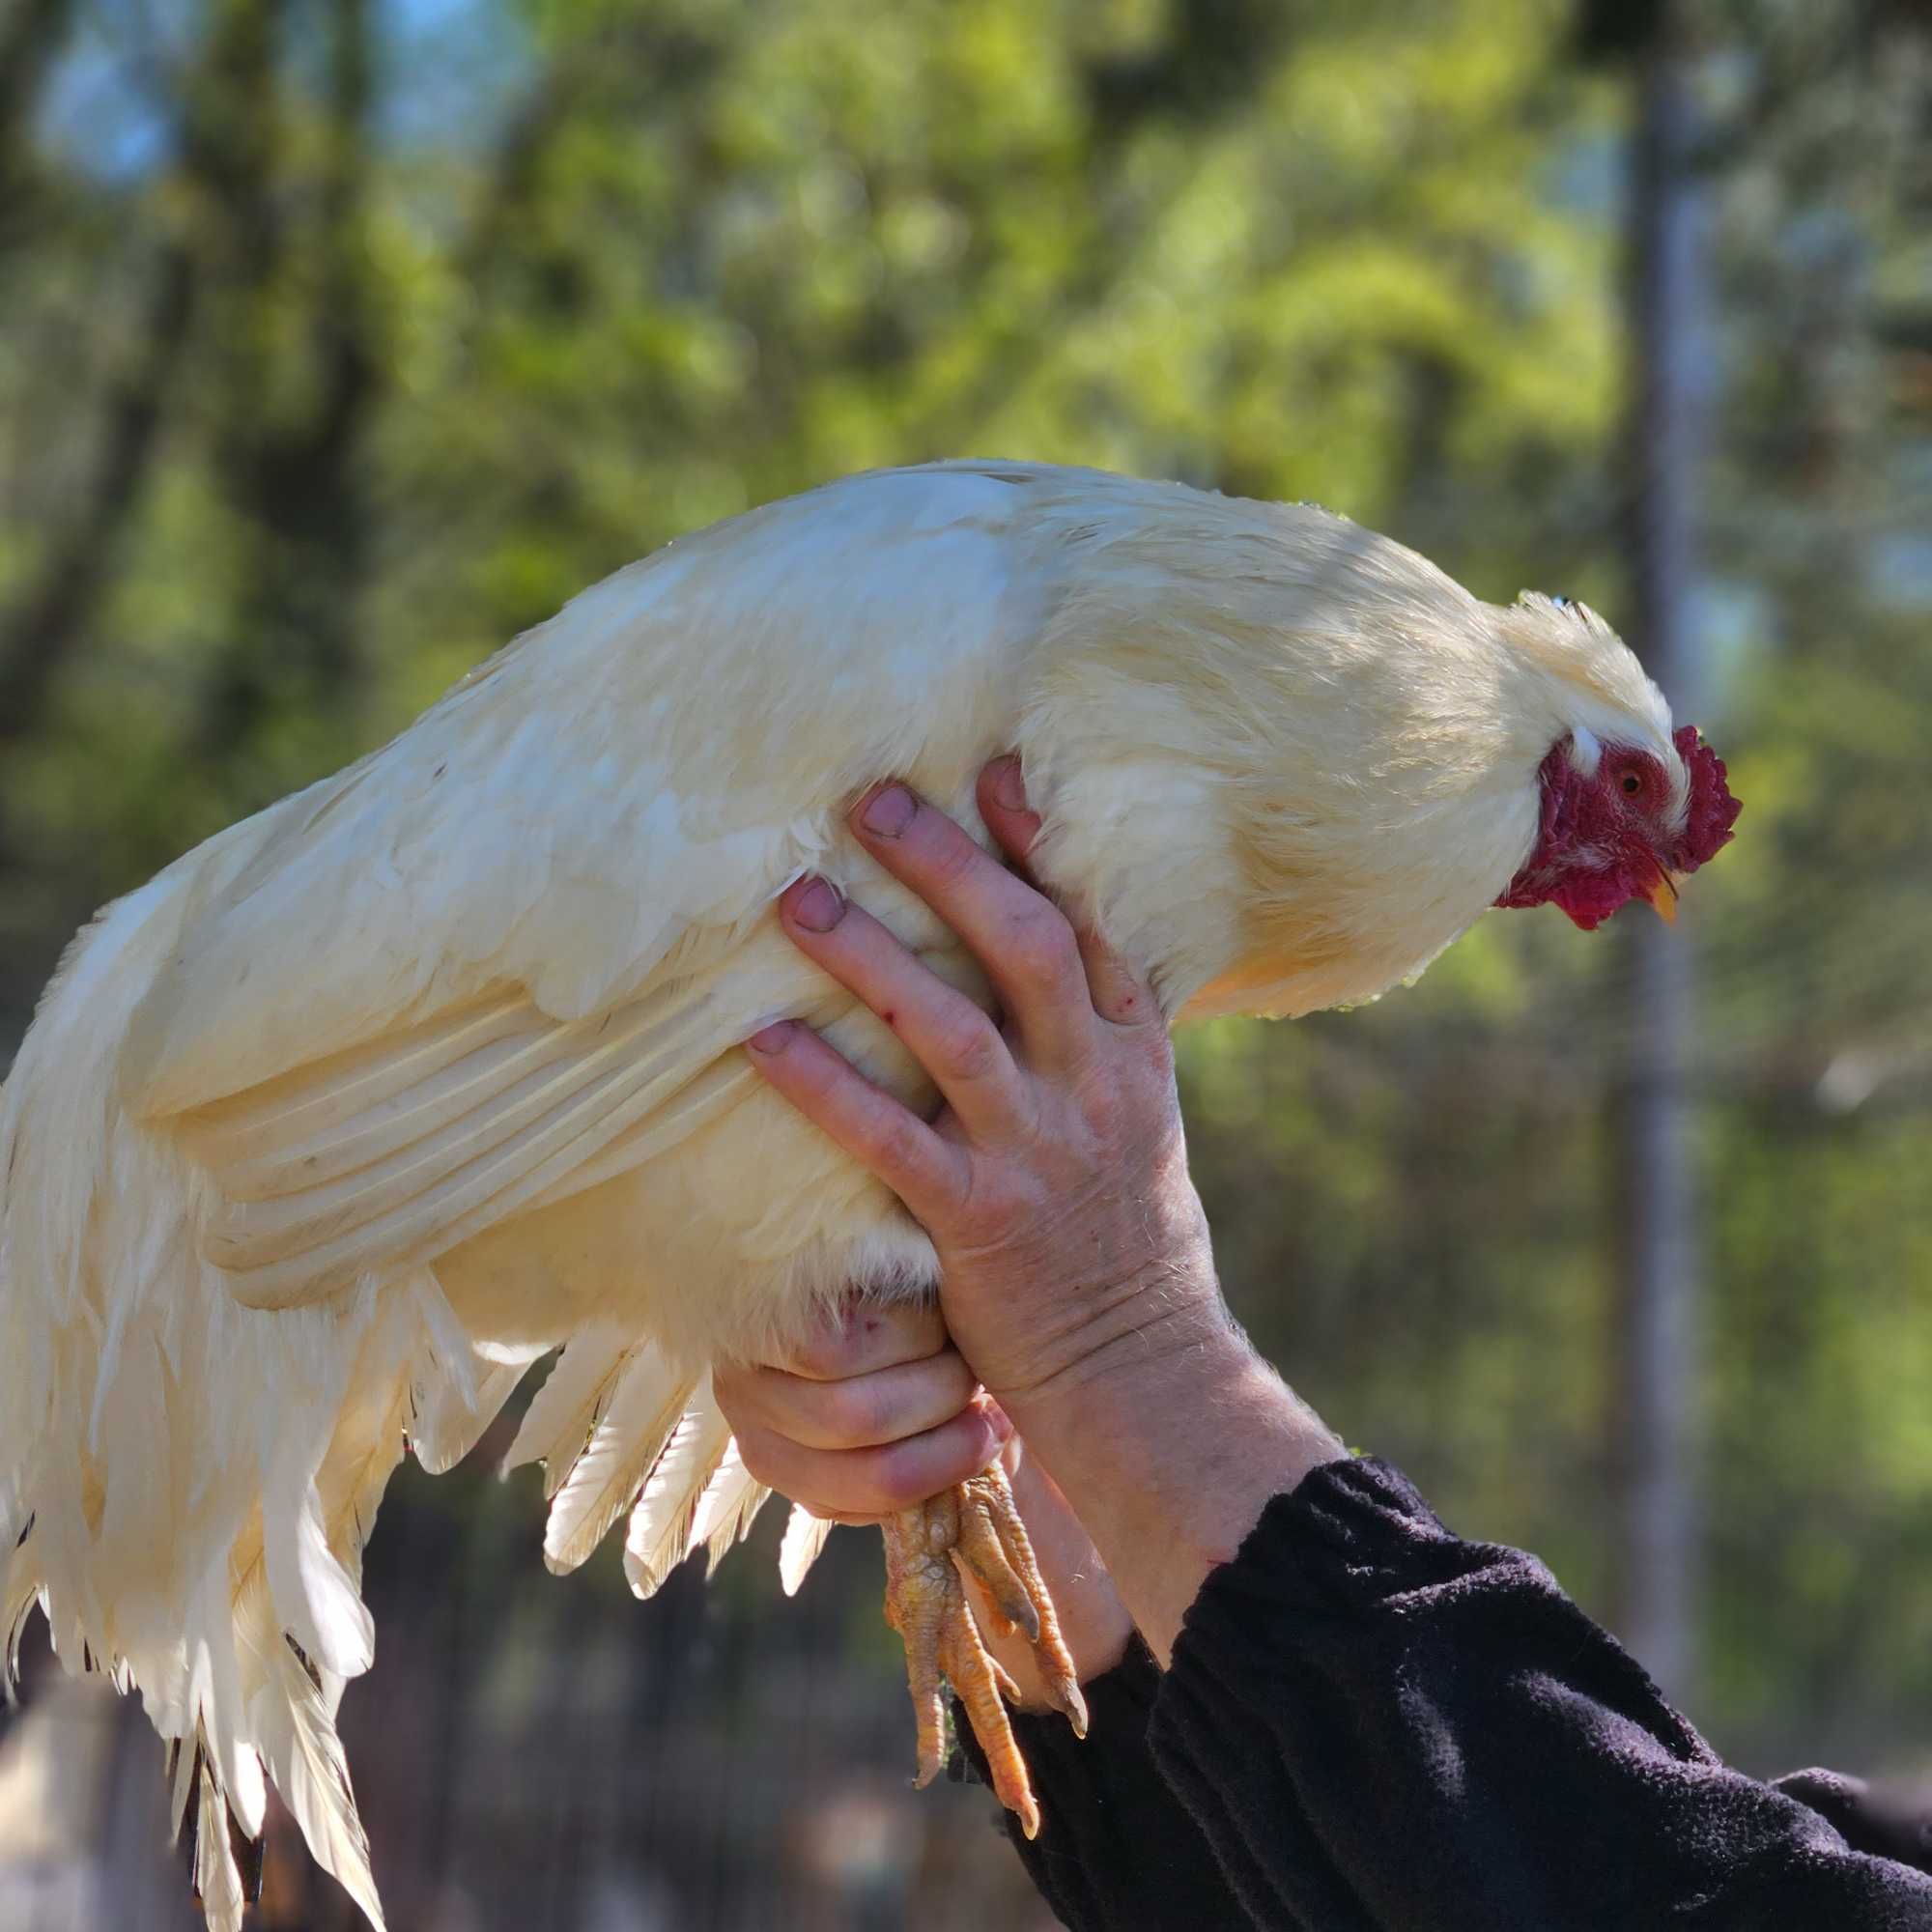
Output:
[0,462,1738,1925]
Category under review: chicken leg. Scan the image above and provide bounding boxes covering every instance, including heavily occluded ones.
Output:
[880,1459,1089,1838]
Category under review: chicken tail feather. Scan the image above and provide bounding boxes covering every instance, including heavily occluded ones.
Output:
[779,1503,835,1597]
[0,880,500,1930]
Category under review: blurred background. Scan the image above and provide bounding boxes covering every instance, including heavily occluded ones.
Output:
[2,0,1930,1925]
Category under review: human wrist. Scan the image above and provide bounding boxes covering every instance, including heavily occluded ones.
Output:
[1016,1320,1345,1662]
[986,1275,1232,1443]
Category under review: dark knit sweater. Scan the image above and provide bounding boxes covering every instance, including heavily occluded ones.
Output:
[958,1457,1932,1930]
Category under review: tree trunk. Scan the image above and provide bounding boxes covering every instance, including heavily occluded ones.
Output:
[1613,8,1708,1704]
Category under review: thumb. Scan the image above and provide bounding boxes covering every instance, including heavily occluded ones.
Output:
[977,756,1156,1028]
[977,754,1042,863]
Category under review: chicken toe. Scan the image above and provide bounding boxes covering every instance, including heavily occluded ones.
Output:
[955,1462,1089,1739]
[880,1461,1087,1842]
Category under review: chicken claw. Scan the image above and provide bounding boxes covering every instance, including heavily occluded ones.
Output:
[880,1460,1089,1841]
[957,1463,1088,1738]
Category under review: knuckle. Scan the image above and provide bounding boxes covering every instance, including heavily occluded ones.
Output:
[1008,905,1079,985]
[1078,1080,1126,1141]
[816,1378,881,1448]
[865,1111,926,1182]
[951,1171,1025,1249]
[923,826,981,888]
[936,1009,1002,1083]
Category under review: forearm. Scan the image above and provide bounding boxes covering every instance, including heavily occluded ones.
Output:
[1000,1300,1345,1662]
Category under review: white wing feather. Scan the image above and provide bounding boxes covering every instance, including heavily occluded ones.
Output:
[237,1577,386,1932]
[117,465,1036,1124]
[690,1438,772,1581]
[778,1503,836,1597]
[406,1274,547,1475]
[499,1328,632,1498]
[192,1759,248,1932]
[543,1347,694,1576]
[175,983,755,1312]
[621,1387,732,1600]
[409,1352,536,1476]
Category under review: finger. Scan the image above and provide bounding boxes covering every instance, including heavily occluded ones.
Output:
[779,1297,950,1381]
[774,874,1023,1132]
[745,1019,967,1218]
[850,781,1094,1068]
[1069,923,1157,1030]
[732,1401,1008,1520]
[976,755,1043,865]
[711,1310,978,1475]
[727,1349,978,1453]
[979,757,1157,1029]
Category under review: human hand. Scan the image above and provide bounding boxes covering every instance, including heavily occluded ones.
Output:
[743,757,1226,1427]
[713,1297,1135,1702]
[713,1299,1004,1528]
[743,758,1342,1658]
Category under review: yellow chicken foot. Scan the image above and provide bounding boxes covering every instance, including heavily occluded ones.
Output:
[880,1460,1090,1841]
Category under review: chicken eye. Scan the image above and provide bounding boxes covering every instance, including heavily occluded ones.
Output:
[1620,771,1642,797]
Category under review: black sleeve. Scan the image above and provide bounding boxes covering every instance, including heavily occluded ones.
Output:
[953,1635,1236,1927]
[960,1456,1932,1931]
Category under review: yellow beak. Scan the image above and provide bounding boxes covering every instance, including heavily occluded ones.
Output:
[1642,868,1683,924]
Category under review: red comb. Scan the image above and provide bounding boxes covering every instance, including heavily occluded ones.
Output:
[1673,724,1741,870]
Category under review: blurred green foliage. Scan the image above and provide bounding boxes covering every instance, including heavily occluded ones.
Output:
[2,0,1931,1918]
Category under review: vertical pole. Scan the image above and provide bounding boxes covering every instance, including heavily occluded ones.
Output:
[1616,11,1705,1701]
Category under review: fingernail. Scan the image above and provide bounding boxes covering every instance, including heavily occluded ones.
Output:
[990,757,1027,813]
[858,782,916,838]
[986,1403,1015,1444]
[747,1021,795,1055]
[790,875,844,931]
